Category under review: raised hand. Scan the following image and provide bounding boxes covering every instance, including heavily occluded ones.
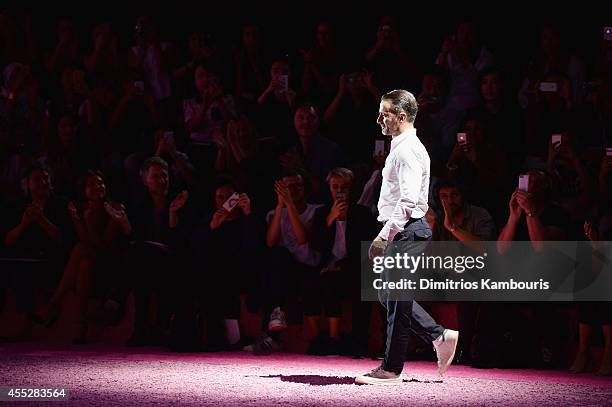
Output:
[237,193,251,215]
[210,208,230,230]
[170,190,189,213]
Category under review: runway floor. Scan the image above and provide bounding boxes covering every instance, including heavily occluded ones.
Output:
[0,343,611,406]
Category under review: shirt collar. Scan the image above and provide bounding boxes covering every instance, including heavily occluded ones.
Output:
[390,127,417,151]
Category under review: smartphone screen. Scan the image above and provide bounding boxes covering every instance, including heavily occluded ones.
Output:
[457,133,467,144]
[222,192,240,212]
[518,175,529,192]
[278,75,289,93]
[551,134,562,149]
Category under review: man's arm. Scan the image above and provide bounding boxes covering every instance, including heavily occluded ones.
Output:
[266,207,283,248]
[377,156,421,241]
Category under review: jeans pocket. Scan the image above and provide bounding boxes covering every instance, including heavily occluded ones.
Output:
[413,226,432,241]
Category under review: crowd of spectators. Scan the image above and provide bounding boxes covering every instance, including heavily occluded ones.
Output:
[0,10,610,374]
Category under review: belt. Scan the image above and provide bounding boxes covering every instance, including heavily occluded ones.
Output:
[379,217,422,226]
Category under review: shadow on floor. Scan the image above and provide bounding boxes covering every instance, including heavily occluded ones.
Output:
[258,374,356,386]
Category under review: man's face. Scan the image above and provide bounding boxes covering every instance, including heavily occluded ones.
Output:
[421,74,445,99]
[270,61,289,83]
[282,175,305,204]
[195,66,212,94]
[85,175,106,202]
[481,73,501,102]
[294,106,318,139]
[28,170,52,198]
[142,165,169,196]
[316,23,332,48]
[328,176,352,202]
[438,187,462,214]
[243,25,259,48]
[58,116,76,146]
[377,100,402,137]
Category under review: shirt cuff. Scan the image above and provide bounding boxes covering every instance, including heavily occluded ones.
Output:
[378,223,400,242]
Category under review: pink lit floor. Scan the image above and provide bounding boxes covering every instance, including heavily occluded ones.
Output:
[1,343,611,406]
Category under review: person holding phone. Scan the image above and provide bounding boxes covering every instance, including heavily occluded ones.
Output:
[355,90,459,385]
[190,177,263,350]
[310,168,380,357]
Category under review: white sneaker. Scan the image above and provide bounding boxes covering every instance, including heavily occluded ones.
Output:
[355,366,402,385]
[433,329,459,376]
[268,307,287,331]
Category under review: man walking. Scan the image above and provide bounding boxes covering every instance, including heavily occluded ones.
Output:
[355,89,459,385]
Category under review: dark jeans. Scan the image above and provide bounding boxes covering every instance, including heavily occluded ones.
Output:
[258,247,315,334]
[128,241,186,332]
[378,217,445,374]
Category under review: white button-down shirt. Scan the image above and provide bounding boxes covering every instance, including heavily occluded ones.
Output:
[377,127,430,241]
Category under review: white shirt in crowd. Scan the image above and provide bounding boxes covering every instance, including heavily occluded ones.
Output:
[131,43,172,101]
[266,203,323,267]
[377,127,430,241]
[329,220,347,266]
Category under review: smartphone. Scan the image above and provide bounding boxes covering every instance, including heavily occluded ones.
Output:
[336,191,346,201]
[518,174,530,192]
[457,132,467,145]
[222,192,240,212]
[551,134,562,149]
[539,82,558,93]
[374,140,386,155]
[163,131,175,144]
[604,26,612,41]
[134,81,144,95]
[278,75,289,93]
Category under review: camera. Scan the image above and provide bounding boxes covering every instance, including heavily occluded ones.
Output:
[604,26,612,42]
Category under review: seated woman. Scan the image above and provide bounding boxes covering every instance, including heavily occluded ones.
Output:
[183,63,236,144]
[2,163,74,340]
[34,170,131,344]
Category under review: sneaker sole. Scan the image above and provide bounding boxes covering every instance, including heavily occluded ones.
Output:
[354,376,402,385]
[438,331,459,376]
